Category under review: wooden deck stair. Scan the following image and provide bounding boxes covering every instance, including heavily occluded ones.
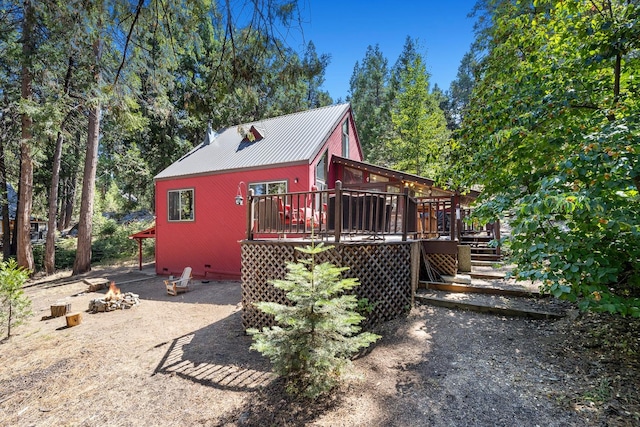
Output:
[461,233,503,264]
[416,267,567,320]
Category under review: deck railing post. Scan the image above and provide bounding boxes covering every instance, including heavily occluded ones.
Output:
[334,181,342,243]
[246,189,254,240]
[402,186,409,241]
[451,194,458,241]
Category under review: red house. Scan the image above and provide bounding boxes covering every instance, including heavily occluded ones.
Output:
[154,103,362,279]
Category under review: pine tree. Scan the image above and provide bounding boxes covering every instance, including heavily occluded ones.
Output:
[390,54,450,178]
[0,259,32,339]
[348,44,393,164]
[249,243,380,398]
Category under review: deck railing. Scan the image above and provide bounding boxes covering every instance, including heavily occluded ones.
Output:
[246,181,463,242]
[413,196,456,240]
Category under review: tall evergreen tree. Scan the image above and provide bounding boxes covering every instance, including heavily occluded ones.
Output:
[348,44,392,164]
[1,0,333,274]
[390,53,450,178]
[302,41,332,108]
[446,51,477,130]
[389,36,420,96]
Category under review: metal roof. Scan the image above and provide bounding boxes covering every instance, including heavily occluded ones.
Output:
[155,103,351,180]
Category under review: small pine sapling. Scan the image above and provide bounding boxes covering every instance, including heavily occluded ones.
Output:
[248,243,380,398]
[0,259,32,340]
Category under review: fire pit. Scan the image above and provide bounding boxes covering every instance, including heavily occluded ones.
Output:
[88,282,140,313]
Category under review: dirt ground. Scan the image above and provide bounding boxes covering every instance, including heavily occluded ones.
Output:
[1,264,639,427]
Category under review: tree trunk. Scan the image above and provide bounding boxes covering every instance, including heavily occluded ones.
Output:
[0,138,10,260]
[73,30,102,275]
[64,177,76,229]
[59,143,79,233]
[17,0,35,271]
[10,171,19,256]
[57,180,66,232]
[45,56,74,274]
[73,104,101,275]
[45,131,64,274]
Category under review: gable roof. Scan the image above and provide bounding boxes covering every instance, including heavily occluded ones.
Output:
[155,103,352,180]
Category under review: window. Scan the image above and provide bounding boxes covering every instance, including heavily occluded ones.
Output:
[341,119,349,157]
[168,189,194,221]
[315,150,328,190]
[370,173,389,183]
[343,166,363,184]
[249,180,287,195]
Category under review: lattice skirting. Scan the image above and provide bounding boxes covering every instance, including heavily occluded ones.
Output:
[424,253,457,276]
[241,241,413,330]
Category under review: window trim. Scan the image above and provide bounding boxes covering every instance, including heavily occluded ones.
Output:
[167,188,195,222]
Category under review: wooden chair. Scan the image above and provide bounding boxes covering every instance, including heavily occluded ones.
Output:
[164,267,192,296]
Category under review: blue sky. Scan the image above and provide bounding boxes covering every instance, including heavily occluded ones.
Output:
[286,1,478,101]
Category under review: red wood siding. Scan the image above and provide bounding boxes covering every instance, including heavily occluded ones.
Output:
[155,164,310,279]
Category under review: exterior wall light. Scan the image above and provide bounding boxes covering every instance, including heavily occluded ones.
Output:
[236,181,246,205]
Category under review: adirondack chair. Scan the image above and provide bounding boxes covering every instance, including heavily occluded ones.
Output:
[165,267,192,296]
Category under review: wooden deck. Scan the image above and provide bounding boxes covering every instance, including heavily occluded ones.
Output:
[240,183,499,330]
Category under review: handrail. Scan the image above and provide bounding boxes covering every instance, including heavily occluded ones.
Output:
[247,181,466,242]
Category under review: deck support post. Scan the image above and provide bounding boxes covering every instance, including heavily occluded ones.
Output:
[402,187,410,241]
[246,189,254,240]
[410,240,421,307]
[334,181,342,243]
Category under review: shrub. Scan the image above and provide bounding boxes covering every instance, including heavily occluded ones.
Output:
[91,219,153,263]
[248,243,380,398]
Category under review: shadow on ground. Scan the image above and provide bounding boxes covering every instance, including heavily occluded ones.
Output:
[153,311,274,392]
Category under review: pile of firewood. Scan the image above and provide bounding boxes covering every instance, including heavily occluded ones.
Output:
[88,292,140,313]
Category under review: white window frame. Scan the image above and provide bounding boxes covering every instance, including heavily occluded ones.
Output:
[168,188,195,222]
[249,180,287,196]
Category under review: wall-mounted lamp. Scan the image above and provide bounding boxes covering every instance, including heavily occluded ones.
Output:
[235,181,247,205]
[294,177,299,184]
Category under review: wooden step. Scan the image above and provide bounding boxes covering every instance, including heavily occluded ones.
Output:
[440,274,471,284]
[421,281,538,298]
[470,247,499,253]
[471,259,504,267]
[461,235,494,243]
[469,271,506,280]
[471,253,502,261]
[415,291,564,320]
